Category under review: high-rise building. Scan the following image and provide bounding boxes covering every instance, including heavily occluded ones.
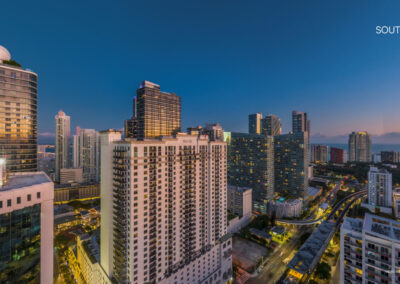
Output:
[311,144,328,163]
[248,113,263,134]
[132,81,181,139]
[228,132,274,213]
[330,147,347,163]
[100,131,232,284]
[202,123,224,141]
[368,166,392,208]
[0,169,54,283]
[348,131,372,162]
[261,114,282,136]
[0,46,38,172]
[292,111,310,141]
[341,213,400,284]
[55,110,70,182]
[381,151,400,163]
[73,128,100,182]
[124,116,137,138]
[274,132,309,203]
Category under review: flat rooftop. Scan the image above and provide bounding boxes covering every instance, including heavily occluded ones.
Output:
[342,217,363,233]
[228,185,252,193]
[364,213,400,242]
[1,172,51,191]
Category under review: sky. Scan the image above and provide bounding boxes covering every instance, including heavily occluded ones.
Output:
[2,0,400,143]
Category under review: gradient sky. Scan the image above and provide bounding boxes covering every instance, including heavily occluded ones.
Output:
[2,0,400,139]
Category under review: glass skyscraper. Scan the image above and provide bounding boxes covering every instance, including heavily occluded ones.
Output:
[0,46,37,172]
[131,81,181,139]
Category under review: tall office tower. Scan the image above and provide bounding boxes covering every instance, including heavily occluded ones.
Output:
[134,81,181,139]
[341,213,400,284]
[274,132,309,204]
[0,46,38,172]
[0,168,54,283]
[311,144,328,163]
[72,128,100,182]
[55,110,70,182]
[368,166,392,208]
[124,116,137,138]
[330,147,347,163]
[261,114,282,136]
[348,131,372,162]
[292,111,310,138]
[228,132,274,213]
[100,131,232,284]
[202,123,224,141]
[248,113,263,134]
[381,150,400,163]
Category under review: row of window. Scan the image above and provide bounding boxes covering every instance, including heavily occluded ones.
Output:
[0,191,41,208]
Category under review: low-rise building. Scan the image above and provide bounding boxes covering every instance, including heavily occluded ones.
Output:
[394,191,400,218]
[267,198,302,218]
[227,185,252,217]
[60,168,83,184]
[54,182,99,203]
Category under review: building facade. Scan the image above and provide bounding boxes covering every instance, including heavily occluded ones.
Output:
[348,131,372,162]
[0,46,38,172]
[261,114,282,136]
[381,151,400,164]
[312,144,328,163]
[227,132,274,213]
[55,110,70,182]
[330,147,347,163]
[73,128,100,182]
[227,185,252,217]
[274,132,309,204]
[341,214,400,284]
[0,171,54,283]
[368,166,392,208]
[248,113,262,134]
[100,131,232,284]
[292,111,310,142]
[129,81,181,139]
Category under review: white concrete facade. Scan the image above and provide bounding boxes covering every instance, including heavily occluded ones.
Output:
[227,185,252,218]
[341,213,400,284]
[0,172,54,283]
[100,132,232,284]
[73,128,100,182]
[368,167,392,208]
[55,110,70,182]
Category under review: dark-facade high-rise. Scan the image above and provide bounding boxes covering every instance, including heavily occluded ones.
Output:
[274,132,309,203]
[261,114,282,136]
[227,132,274,213]
[125,81,181,139]
[248,113,262,134]
[0,46,37,172]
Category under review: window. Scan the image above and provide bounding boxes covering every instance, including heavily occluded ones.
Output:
[27,194,31,201]
[0,201,2,208]
[17,197,21,204]
[37,192,40,199]
[7,199,11,207]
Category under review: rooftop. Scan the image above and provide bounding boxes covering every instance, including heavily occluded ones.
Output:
[228,185,252,193]
[364,213,400,242]
[308,186,322,197]
[288,221,335,274]
[342,217,363,233]
[1,172,52,192]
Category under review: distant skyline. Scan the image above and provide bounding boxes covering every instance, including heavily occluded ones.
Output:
[2,0,400,140]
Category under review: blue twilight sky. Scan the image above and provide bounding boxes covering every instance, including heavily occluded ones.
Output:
[2,0,400,141]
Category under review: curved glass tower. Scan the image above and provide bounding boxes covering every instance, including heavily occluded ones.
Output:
[0,47,37,172]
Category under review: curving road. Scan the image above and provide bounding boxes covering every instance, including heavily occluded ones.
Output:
[277,189,367,225]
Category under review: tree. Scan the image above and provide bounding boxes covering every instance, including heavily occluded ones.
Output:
[315,261,331,280]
